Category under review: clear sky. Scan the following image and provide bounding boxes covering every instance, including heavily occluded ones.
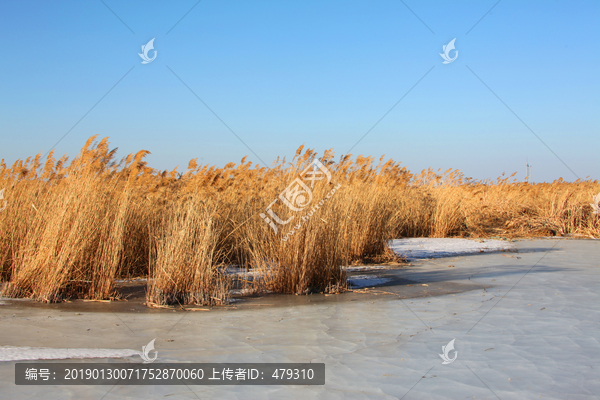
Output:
[1,0,598,182]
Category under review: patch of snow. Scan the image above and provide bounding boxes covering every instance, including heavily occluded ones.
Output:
[229,288,254,296]
[224,267,263,277]
[347,275,391,288]
[389,238,513,260]
[114,278,147,283]
[344,265,388,272]
[0,346,140,362]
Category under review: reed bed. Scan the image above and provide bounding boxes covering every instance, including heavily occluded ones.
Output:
[147,194,228,306]
[0,136,598,305]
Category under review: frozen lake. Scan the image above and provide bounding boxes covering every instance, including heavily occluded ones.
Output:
[1,238,598,399]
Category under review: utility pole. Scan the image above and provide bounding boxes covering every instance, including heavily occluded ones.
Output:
[525,158,531,183]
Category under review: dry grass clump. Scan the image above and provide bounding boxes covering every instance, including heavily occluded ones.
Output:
[238,164,347,294]
[0,137,149,301]
[147,195,229,306]
[391,169,600,239]
[0,135,598,305]
[230,150,408,295]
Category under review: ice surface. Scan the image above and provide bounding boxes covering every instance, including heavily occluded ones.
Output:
[389,238,512,260]
[347,275,392,288]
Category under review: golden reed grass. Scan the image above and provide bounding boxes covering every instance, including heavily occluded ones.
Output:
[0,136,598,305]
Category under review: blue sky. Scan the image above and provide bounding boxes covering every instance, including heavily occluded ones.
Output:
[1,0,598,182]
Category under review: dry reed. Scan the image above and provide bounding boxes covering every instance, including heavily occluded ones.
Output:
[0,136,598,305]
